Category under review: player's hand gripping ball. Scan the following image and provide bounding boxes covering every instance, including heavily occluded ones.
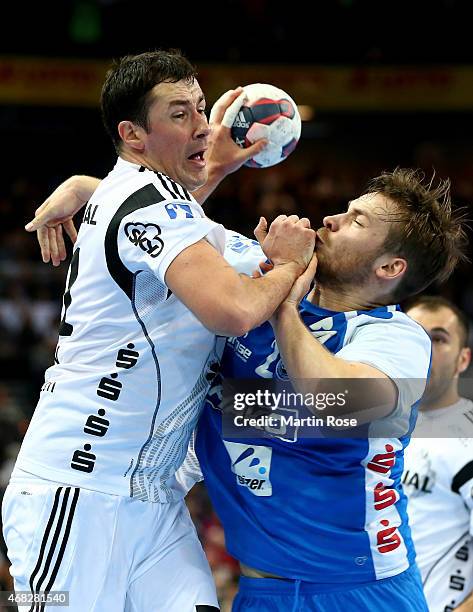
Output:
[230,83,302,168]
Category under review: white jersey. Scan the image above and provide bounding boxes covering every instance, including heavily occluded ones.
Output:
[15,157,226,503]
[403,398,473,611]
[175,230,265,495]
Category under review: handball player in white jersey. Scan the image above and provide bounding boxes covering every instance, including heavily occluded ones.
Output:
[1,50,315,612]
[23,169,470,611]
[404,296,473,612]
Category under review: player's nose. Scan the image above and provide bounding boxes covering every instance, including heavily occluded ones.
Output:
[323,214,339,231]
[195,113,211,140]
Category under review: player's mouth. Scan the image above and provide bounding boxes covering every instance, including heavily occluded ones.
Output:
[187,149,207,168]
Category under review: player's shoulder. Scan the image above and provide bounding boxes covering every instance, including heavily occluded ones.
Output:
[349,307,430,345]
[339,307,430,381]
[442,398,473,440]
[104,158,202,215]
[415,398,473,441]
[148,169,195,206]
[390,310,431,340]
[441,399,473,487]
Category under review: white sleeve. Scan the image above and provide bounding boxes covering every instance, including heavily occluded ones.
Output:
[336,316,431,427]
[117,199,225,285]
[337,316,431,380]
[223,229,265,275]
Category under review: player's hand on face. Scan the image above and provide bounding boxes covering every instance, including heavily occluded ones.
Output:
[207,88,268,178]
[282,254,318,307]
[254,215,316,274]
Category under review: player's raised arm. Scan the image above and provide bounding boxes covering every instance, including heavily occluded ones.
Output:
[25,88,267,267]
[192,88,268,204]
[25,175,101,265]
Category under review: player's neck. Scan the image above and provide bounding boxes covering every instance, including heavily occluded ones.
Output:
[309,286,384,313]
[421,386,461,412]
[120,150,162,174]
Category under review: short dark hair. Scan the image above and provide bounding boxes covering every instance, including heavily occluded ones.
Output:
[101,49,197,151]
[405,294,470,347]
[365,168,469,302]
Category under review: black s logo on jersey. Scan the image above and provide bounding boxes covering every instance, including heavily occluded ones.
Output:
[124,222,164,258]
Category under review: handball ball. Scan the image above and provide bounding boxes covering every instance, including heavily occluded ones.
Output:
[231,83,302,168]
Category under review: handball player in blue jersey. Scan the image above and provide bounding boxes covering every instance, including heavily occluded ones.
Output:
[194,170,469,611]
[27,105,468,609]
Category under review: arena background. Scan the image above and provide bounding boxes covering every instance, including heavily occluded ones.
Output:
[1,1,473,609]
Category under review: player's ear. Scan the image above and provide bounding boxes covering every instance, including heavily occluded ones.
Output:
[375,256,407,281]
[457,346,471,374]
[118,121,145,152]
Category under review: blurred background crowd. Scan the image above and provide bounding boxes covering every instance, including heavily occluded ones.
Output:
[2,1,473,609]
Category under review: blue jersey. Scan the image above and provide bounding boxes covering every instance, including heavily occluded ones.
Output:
[196,298,431,584]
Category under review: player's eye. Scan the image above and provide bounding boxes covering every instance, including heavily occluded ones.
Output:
[173,112,185,119]
[432,335,447,344]
[353,219,364,227]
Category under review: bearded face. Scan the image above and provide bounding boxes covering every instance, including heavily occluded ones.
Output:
[314,193,394,293]
[315,225,380,290]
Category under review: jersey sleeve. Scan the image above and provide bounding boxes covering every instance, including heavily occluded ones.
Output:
[117,199,225,285]
[336,315,431,426]
[450,439,473,527]
[337,314,431,380]
[223,229,265,275]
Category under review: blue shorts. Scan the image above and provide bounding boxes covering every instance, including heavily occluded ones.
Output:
[232,564,428,612]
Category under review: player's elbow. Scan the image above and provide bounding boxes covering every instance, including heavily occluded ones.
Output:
[226,313,254,338]
[204,303,254,337]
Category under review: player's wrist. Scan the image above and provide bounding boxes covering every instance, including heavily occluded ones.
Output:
[193,166,224,204]
[276,298,299,318]
[68,175,100,209]
[270,300,298,330]
[206,157,229,184]
[273,259,306,277]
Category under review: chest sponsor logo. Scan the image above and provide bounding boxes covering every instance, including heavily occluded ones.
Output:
[124,222,164,258]
[223,441,273,496]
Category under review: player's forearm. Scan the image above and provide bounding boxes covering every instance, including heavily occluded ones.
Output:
[272,303,353,379]
[25,175,102,237]
[456,592,473,611]
[234,264,305,333]
[272,302,396,420]
[68,175,101,207]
